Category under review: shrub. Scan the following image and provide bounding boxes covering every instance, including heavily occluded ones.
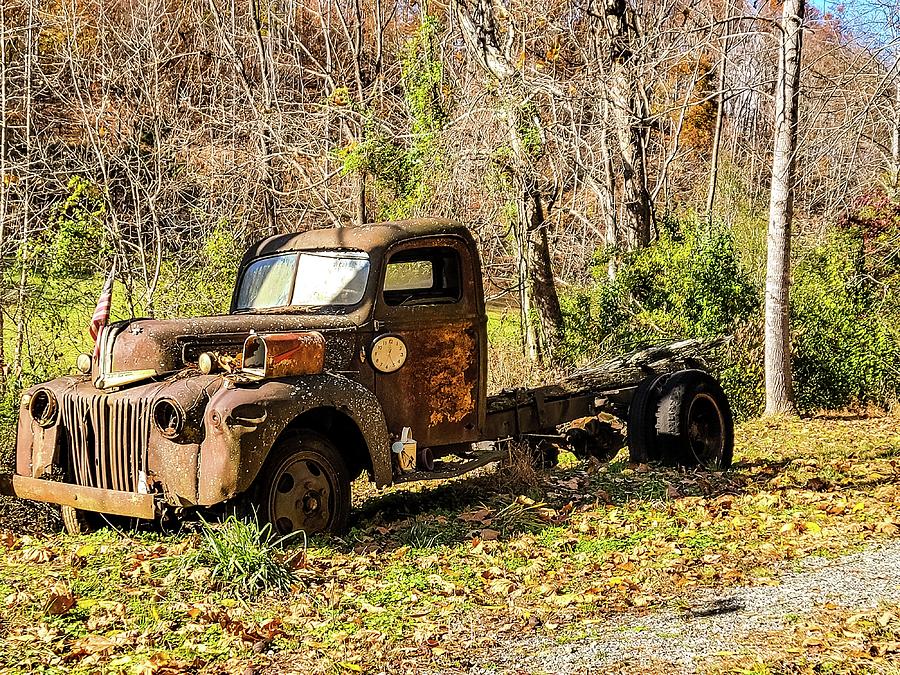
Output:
[560,211,900,417]
[28,176,109,279]
[791,229,900,410]
[559,216,759,362]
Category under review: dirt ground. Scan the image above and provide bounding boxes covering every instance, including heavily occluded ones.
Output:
[471,539,900,674]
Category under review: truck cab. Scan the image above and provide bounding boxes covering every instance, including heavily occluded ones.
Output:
[5,220,493,534]
[232,219,489,449]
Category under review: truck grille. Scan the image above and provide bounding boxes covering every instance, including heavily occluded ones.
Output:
[60,393,151,493]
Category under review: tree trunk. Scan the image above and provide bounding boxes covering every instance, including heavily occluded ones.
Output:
[0,1,8,384]
[706,0,732,223]
[891,78,900,191]
[764,0,804,416]
[356,170,368,226]
[521,191,564,360]
[506,105,564,362]
[13,1,35,386]
[513,207,537,362]
[603,0,652,249]
[453,0,564,362]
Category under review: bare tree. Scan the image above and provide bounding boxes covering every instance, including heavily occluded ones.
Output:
[594,0,653,250]
[765,0,805,415]
[452,0,564,362]
[706,0,732,222]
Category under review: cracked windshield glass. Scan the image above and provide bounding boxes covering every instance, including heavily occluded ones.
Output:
[236,251,370,310]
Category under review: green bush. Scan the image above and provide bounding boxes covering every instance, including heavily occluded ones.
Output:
[28,176,109,279]
[560,212,900,417]
[791,229,900,410]
[188,516,301,596]
[560,216,758,362]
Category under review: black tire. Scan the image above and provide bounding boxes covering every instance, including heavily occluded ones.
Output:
[627,373,671,463]
[61,505,101,535]
[655,369,734,470]
[255,429,351,536]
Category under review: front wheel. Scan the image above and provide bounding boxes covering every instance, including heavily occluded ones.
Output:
[61,505,101,535]
[655,370,734,470]
[256,429,351,536]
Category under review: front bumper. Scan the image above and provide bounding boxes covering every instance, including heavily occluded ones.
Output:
[0,474,157,519]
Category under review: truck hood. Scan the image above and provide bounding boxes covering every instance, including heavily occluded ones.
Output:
[101,313,360,382]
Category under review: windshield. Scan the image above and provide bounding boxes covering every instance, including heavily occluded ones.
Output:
[235,250,370,311]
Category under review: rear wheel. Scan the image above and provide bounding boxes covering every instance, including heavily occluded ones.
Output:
[257,429,351,536]
[655,370,733,470]
[627,373,671,464]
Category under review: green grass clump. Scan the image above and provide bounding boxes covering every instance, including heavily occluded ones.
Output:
[190,516,301,596]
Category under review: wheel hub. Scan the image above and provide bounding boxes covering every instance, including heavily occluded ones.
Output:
[301,492,321,514]
[687,393,725,467]
[269,456,333,535]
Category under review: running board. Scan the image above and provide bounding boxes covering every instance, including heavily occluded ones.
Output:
[392,450,506,484]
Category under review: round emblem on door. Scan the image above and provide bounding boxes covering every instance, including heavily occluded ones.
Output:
[370,335,408,373]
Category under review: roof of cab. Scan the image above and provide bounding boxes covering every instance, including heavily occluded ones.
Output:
[241,219,474,266]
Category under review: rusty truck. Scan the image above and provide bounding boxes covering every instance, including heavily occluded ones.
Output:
[1,219,733,534]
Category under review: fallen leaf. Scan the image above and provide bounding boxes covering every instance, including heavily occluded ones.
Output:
[458,509,492,523]
[878,612,897,627]
[74,543,96,558]
[45,583,75,616]
[665,484,682,500]
[360,600,386,614]
[0,530,17,550]
[20,547,54,564]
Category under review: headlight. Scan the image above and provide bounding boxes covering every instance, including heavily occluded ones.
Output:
[76,353,92,374]
[152,398,184,439]
[29,389,58,427]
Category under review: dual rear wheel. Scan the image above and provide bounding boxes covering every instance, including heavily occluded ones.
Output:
[628,369,734,470]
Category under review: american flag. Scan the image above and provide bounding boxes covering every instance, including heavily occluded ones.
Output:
[90,267,115,357]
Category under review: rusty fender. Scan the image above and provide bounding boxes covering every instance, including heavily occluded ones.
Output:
[198,373,392,505]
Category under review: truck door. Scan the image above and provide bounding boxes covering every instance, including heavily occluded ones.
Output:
[371,238,486,449]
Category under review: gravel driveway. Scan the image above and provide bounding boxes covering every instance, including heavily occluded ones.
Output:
[476,540,900,674]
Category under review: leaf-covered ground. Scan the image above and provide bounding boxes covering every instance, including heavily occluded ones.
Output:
[1,414,899,674]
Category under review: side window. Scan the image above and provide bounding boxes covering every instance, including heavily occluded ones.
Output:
[383,247,461,306]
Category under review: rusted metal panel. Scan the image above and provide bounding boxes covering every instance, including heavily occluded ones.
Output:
[242,332,326,378]
[370,233,488,449]
[107,315,359,381]
[30,424,60,479]
[483,390,594,440]
[1,474,156,519]
[61,388,154,493]
[197,372,393,504]
[374,322,481,447]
